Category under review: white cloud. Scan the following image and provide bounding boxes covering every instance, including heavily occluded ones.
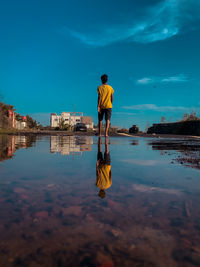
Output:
[122,104,200,113]
[137,78,154,85]
[136,74,189,85]
[61,0,200,46]
[161,74,188,83]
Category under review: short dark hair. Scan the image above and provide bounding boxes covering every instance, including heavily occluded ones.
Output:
[101,74,108,84]
[98,189,106,199]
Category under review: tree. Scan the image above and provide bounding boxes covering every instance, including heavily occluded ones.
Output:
[160,116,166,123]
[26,115,37,128]
[182,112,199,121]
[58,118,70,131]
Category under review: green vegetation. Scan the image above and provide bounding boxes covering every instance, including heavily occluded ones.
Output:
[181,112,200,121]
[0,101,42,131]
[0,128,20,134]
[57,118,74,131]
[0,102,14,128]
[26,115,38,129]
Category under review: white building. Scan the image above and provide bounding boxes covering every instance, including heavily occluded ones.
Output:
[51,112,83,128]
[51,112,93,129]
[81,116,94,129]
[15,120,27,130]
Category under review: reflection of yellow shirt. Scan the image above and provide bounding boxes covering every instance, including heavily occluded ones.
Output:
[97,84,114,109]
[96,164,112,190]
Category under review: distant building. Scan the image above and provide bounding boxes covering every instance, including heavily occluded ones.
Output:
[15,120,27,130]
[81,116,93,129]
[51,112,93,129]
[8,110,27,130]
[8,110,15,128]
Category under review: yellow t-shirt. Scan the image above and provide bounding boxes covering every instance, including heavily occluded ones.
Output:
[97,84,114,109]
[96,164,112,190]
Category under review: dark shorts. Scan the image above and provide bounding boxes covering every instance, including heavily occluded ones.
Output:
[97,152,111,165]
[98,108,112,121]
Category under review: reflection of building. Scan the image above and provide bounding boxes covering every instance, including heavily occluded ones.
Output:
[50,112,93,129]
[0,135,36,162]
[50,136,93,156]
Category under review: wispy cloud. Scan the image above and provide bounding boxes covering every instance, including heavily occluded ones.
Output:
[132,184,181,195]
[137,78,154,85]
[113,112,136,116]
[136,74,189,85]
[122,159,162,166]
[122,104,200,113]
[61,0,200,46]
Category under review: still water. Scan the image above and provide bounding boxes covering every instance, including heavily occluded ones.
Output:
[0,134,200,267]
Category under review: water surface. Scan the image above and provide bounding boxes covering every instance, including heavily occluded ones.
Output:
[0,135,200,267]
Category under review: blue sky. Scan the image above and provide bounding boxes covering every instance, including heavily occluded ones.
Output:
[0,0,200,130]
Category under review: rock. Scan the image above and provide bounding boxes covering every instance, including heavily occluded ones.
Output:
[95,252,114,267]
[14,187,27,193]
[110,229,121,238]
[62,206,82,216]
[20,194,29,200]
[47,184,54,188]
[34,211,49,218]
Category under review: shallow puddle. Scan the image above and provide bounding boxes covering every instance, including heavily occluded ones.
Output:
[0,135,200,266]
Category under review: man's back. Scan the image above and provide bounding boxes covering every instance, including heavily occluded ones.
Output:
[97,84,114,109]
[96,163,112,190]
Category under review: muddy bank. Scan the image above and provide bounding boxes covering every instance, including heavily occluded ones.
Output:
[147,120,200,136]
[1,130,200,140]
[149,139,200,170]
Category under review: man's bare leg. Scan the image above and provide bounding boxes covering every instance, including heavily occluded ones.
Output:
[105,120,110,137]
[98,136,102,152]
[105,137,109,153]
[98,120,102,136]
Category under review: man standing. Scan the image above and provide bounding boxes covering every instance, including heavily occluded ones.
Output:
[97,74,114,137]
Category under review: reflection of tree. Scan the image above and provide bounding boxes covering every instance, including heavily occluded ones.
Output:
[149,139,200,170]
[0,135,13,161]
[24,135,37,148]
[0,135,37,162]
[131,140,139,146]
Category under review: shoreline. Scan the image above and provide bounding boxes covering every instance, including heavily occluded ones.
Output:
[0,129,200,140]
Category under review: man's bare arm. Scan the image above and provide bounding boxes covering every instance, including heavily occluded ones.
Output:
[111,93,113,104]
[98,94,101,113]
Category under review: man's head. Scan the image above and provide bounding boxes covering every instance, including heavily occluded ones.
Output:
[98,189,106,199]
[101,74,108,84]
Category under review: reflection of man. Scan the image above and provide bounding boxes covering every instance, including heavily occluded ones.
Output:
[96,137,112,198]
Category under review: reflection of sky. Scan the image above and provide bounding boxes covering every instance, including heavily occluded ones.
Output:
[1,136,200,265]
[0,136,199,196]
